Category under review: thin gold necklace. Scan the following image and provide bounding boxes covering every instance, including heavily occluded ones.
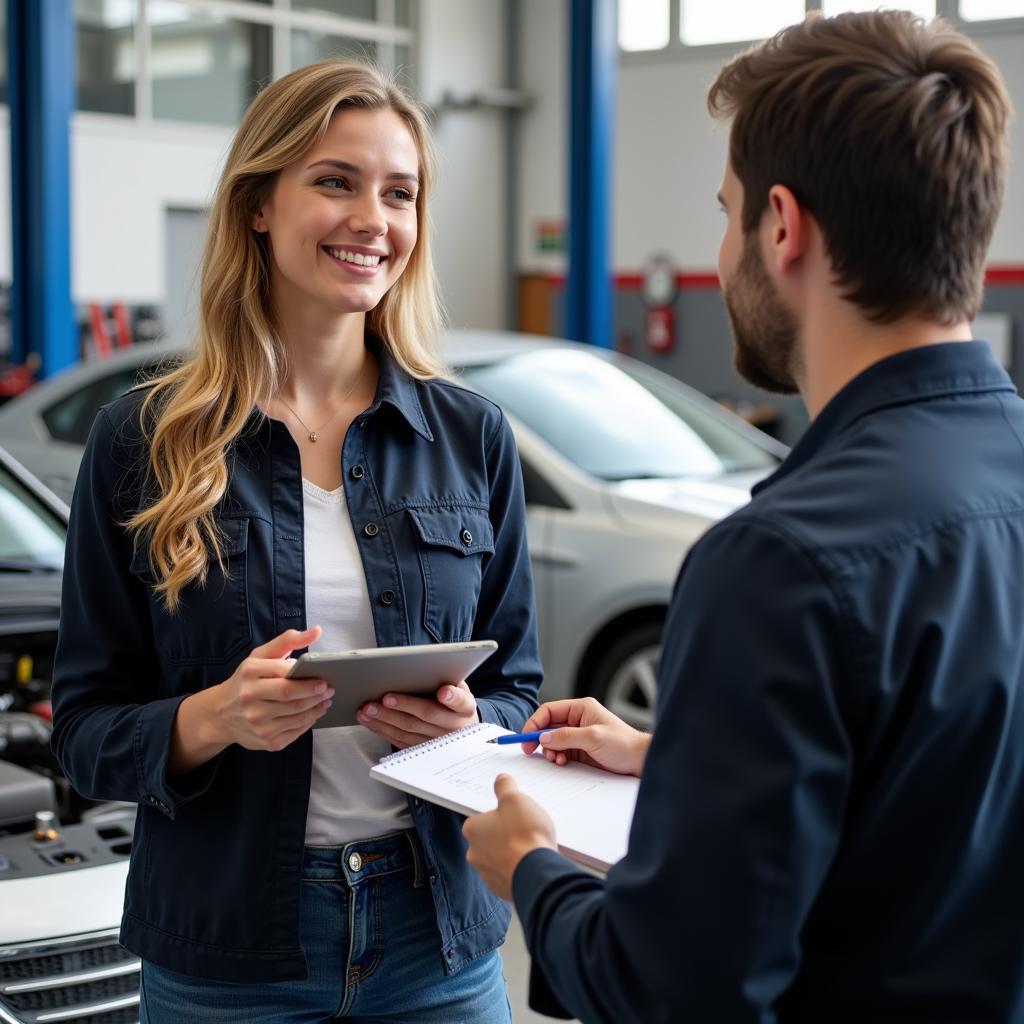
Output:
[277,362,366,443]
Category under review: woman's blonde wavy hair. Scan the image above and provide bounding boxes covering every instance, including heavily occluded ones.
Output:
[127,59,444,611]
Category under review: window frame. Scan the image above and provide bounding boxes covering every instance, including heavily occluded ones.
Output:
[618,0,1024,62]
[75,0,417,125]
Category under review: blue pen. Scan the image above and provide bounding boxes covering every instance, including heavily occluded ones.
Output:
[486,729,554,745]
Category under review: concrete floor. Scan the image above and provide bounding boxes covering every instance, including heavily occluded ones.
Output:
[501,913,580,1023]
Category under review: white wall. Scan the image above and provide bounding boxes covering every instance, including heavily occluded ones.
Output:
[969,32,1024,264]
[72,115,230,304]
[517,0,567,276]
[417,0,509,328]
[516,5,1024,274]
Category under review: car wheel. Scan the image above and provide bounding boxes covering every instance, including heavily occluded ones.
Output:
[588,623,662,731]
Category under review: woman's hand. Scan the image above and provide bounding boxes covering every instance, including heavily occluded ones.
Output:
[521,697,651,777]
[356,680,478,748]
[213,627,335,751]
[169,627,334,775]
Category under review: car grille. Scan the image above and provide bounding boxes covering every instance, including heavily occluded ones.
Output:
[0,930,139,1024]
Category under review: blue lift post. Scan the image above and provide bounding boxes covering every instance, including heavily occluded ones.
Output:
[565,0,616,350]
[6,0,77,377]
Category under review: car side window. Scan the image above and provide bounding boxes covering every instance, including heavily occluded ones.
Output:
[42,364,158,444]
[520,454,571,510]
[40,384,98,445]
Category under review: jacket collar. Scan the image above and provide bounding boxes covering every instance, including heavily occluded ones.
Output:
[365,332,434,442]
[753,340,1015,497]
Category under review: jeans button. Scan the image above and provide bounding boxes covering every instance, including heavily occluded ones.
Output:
[363,522,379,537]
[460,529,473,546]
[348,852,363,872]
[380,590,395,606]
[351,465,365,480]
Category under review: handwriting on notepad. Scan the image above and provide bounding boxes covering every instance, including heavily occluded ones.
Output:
[429,748,608,811]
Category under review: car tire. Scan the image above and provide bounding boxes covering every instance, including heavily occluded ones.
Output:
[587,622,663,732]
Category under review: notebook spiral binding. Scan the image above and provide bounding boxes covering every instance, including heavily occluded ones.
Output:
[377,722,492,766]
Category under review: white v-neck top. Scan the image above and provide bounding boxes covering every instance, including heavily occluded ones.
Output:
[301,479,413,845]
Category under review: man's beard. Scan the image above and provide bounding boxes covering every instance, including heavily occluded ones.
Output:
[722,234,801,396]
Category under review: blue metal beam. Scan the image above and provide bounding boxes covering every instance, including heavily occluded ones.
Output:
[565,0,616,349]
[7,0,76,377]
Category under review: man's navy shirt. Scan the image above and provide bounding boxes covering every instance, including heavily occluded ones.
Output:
[51,339,542,982]
[516,341,1024,1023]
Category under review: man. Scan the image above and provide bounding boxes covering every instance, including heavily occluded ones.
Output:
[462,11,1024,1023]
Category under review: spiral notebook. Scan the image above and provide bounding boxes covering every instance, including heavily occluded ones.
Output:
[369,721,640,872]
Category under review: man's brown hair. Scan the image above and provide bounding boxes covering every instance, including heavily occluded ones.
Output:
[708,11,1011,325]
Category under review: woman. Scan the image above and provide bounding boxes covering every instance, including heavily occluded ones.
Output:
[51,59,541,1022]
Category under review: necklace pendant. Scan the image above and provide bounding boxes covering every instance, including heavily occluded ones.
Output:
[309,431,318,443]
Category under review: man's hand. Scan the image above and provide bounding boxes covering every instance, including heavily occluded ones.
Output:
[356,680,478,748]
[463,775,557,901]
[522,697,650,777]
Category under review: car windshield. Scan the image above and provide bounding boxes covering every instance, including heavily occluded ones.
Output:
[0,464,66,571]
[458,348,778,480]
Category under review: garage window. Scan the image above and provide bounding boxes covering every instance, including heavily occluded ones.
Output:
[616,1,1024,56]
[73,0,417,126]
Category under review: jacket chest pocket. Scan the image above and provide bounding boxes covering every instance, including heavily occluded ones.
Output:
[130,516,253,666]
[408,508,495,643]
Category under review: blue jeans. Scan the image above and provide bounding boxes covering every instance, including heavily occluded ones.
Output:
[139,830,512,1023]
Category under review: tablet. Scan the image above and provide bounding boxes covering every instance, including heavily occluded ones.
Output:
[287,640,499,729]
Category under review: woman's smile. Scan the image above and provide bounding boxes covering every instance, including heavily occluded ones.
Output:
[322,244,388,275]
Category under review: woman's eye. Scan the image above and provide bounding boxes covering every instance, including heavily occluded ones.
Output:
[317,176,350,190]
[387,188,416,203]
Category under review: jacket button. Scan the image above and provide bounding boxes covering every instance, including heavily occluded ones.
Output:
[364,522,379,537]
[380,590,395,606]
[351,465,365,480]
[460,529,473,546]
[430,873,437,885]
[348,852,363,872]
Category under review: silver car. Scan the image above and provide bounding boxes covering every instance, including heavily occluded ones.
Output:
[0,331,786,725]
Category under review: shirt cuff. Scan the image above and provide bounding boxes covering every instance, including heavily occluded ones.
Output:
[513,848,581,1020]
[134,695,225,818]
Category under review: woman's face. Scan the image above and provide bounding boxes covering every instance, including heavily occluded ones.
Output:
[253,106,420,321]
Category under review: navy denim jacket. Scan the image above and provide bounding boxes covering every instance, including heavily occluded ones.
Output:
[51,339,542,982]
[515,342,1024,1023]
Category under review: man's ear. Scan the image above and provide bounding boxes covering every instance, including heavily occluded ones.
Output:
[765,184,805,274]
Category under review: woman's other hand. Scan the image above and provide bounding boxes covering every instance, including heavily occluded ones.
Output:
[356,680,478,748]
[521,697,650,777]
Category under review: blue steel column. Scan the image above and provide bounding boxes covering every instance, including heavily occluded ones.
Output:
[7,0,77,376]
[565,0,616,349]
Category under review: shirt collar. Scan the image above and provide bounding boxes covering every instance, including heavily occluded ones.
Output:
[753,340,1015,497]
[363,333,434,442]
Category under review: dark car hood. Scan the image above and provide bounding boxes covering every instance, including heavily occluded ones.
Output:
[0,572,61,634]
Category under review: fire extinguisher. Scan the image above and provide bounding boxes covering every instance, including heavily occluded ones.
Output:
[642,253,678,354]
